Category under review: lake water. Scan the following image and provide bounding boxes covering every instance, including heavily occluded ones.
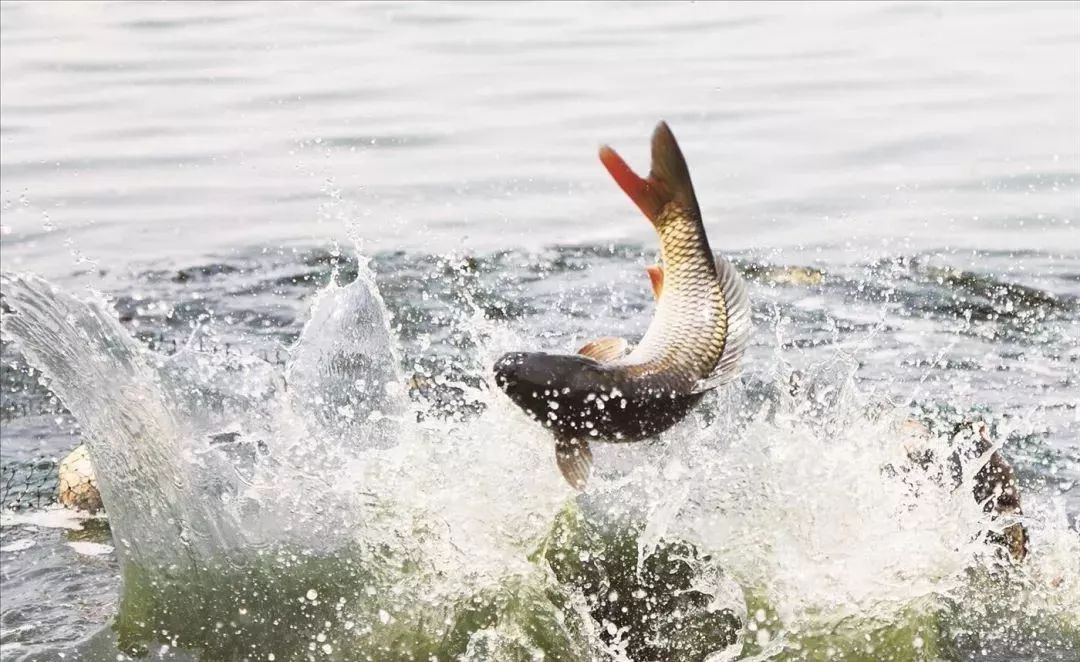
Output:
[1,2,1078,661]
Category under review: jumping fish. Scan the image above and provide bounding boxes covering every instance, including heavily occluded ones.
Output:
[493,121,751,488]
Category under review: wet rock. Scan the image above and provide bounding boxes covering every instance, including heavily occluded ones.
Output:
[57,444,102,514]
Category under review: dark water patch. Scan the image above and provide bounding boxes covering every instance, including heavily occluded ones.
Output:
[382,7,474,27]
[748,71,983,99]
[422,33,637,56]
[314,133,443,150]
[238,85,401,109]
[0,99,123,117]
[602,14,770,36]
[22,55,226,75]
[171,263,243,283]
[121,14,248,32]
[114,73,256,88]
[921,262,1077,313]
[726,47,856,64]
[940,171,1080,194]
[900,357,983,371]
[255,268,333,290]
[0,123,31,135]
[3,151,227,176]
[819,255,1079,343]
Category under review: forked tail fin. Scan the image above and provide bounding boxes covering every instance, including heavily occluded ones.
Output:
[598,121,702,225]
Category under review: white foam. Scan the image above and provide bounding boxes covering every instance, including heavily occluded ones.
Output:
[0,507,93,531]
[0,538,36,552]
[67,541,114,556]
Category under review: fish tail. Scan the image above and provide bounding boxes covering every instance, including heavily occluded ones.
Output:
[598,121,702,225]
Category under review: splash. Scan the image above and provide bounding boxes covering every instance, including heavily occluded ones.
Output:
[0,260,411,566]
[2,251,1078,660]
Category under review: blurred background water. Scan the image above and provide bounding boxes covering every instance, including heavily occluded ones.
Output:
[1,2,1078,661]
[1,0,1077,274]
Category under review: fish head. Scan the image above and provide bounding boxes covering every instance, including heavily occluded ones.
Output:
[493,351,608,424]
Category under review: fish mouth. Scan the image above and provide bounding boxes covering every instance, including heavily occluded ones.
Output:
[492,351,529,393]
[493,351,600,395]
[494,351,552,416]
[493,351,603,417]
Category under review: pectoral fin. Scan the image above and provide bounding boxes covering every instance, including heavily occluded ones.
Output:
[577,336,629,362]
[555,439,593,490]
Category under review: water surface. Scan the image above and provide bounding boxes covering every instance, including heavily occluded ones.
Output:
[1,2,1078,661]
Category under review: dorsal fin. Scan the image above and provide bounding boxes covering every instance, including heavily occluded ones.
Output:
[645,264,664,300]
[577,336,630,362]
[598,121,702,226]
[692,255,752,393]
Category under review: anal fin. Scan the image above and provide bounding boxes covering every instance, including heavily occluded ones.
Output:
[555,439,593,490]
[645,264,664,300]
[577,336,629,363]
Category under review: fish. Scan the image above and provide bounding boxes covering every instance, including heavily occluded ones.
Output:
[493,121,751,489]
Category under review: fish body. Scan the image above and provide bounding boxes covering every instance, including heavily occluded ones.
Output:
[493,122,750,488]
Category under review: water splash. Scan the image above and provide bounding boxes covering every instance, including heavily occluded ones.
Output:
[2,249,1078,660]
[1,273,207,569]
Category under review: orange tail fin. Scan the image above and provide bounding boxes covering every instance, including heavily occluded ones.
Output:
[598,121,702,225]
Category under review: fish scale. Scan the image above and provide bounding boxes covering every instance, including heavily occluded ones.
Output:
[493,121,751,488]
[614,203,728,388]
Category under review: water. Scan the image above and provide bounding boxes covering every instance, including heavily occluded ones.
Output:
[1,2,1079,661]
